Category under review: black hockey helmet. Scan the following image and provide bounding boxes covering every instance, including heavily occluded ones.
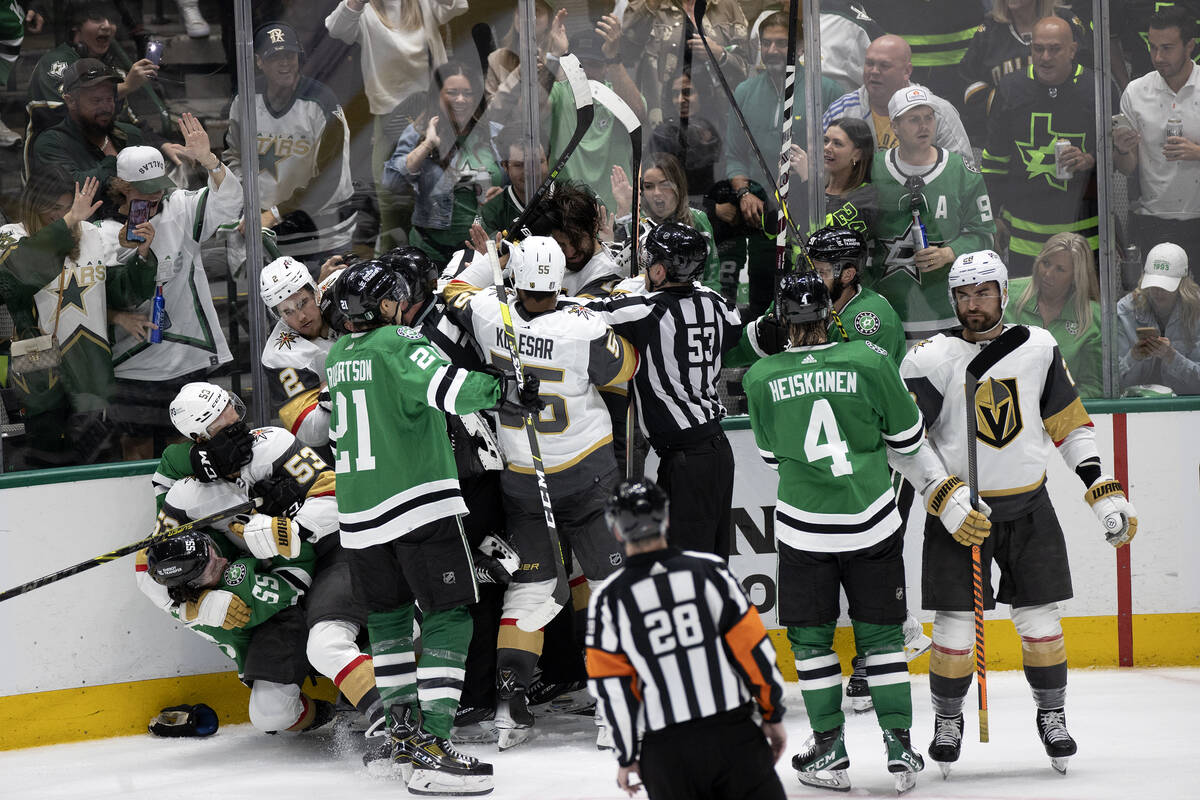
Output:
[805,226,866,276]
[146,531,215,588]
[605,479,670,543]
[643,222,708,283]
[336,260,408,326]
[777,271,832,324]
[380,246,438,306]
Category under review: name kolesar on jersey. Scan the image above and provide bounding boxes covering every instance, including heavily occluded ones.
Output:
[494,328,555,360]
[326,358,373,387]
[767,369,859,403]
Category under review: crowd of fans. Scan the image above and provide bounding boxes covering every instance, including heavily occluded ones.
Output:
[2,0,1200,474]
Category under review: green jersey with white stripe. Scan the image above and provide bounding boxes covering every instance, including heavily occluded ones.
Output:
[324,324,501,548]
[744,340,925,553]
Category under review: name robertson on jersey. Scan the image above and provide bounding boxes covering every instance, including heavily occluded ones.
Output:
[768,370,858,403]
[495,329,554,360]
[327,359,373,387]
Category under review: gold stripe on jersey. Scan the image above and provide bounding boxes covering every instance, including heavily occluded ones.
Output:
[505,435,614,475]
[279,387,320,434]
[601,334,638,386]
[443,281,480,305]
[980,472,1045,498]
[599,383,628,397]
[1043,397,1091,445]
[306,469,336,498]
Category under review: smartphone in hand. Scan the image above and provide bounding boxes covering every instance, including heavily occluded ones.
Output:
[145,40,164,65]
[1136,326,1159,340]
[126,198,152,243]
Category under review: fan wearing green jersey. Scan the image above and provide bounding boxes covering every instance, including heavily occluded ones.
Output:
[744,271,932,794]
[323,260,541,795]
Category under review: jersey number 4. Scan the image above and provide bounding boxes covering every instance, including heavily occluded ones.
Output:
[804,398,853,477]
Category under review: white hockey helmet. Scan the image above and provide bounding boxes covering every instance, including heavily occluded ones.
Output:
[259,256,317,313]
[947,249,1009,311]
[169,382,244,441]
[509,236,566,293]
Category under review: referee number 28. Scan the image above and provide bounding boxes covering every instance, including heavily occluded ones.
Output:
[805,399,853,477]
[645,602,705,654]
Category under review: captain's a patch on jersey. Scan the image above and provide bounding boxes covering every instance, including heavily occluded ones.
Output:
[854,311,881,337]
[223,562,247,587]
[396,326,423,340]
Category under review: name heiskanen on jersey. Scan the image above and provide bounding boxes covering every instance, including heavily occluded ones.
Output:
[767,370,859,403]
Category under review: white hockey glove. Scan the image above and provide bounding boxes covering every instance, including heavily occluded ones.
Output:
[475,534,520,584]
[1085,477,1138,548]
[924,475,992,547]
[181,589,251,630]
[241,514,302,559]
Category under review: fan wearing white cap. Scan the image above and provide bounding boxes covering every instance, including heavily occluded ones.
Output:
[108,112,241,461]
[259,256,338,450]
[899,248,1137,775]
[1118,241,1200,395]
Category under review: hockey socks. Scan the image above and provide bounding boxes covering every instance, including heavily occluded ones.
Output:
[852,621,912,731]
[367,605,418,720]
[788,623,844,732]
[335,654,385,733]
[417,606,473,739]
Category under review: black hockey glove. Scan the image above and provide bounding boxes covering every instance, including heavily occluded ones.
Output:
[487,368,545,417]
[192,419,255,479]
[148,703,219,737]
[253,473,308,517]
[753,314,790,355]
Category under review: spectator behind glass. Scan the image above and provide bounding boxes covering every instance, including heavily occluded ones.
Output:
[789,117,878,239]
[484,0,563,121]
[25,3,161,161]
[478,126,548,238]
[382,61,501,265]
[0,169,156,469]
[1005,232,1102,398]
[325,0,469,251]
[1114,8,1200,283]
[649,67,724,204]
[610,152,722,291]
[1118,242,1200,396]
[108,118,240,461]
[621,0,750,126]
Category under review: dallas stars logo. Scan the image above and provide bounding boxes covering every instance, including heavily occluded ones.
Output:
[1014,112,1086,191]
[854,310,881,336]
[276,330,298,350]
[258,142,283,179]
[57,271,90,314]
[49,60,68,79]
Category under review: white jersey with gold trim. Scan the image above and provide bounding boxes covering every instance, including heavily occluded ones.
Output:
[261,319,336,446]
[900,324,1091,519]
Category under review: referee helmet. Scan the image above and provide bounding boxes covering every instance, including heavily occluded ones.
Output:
[380,246,438,306]
[605,479,670,543]
[644,222,708,283]
[336,260,407,327]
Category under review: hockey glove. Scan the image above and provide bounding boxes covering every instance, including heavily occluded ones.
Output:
[494,371,545,417]
[253,474,307,517]
[192,419,255,479]
[475,534,519,584]
[924,475,992,547]
[1085,477,1138,548]
[181,590,251,629]
[148,703,219,737]
[317,387,332,412]
[241,514,302,559]
[752,314,790,356]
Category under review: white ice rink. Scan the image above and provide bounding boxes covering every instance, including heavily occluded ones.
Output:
[2,668,1196,800]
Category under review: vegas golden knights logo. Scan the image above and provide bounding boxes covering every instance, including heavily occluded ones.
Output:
[974,377,1023,449]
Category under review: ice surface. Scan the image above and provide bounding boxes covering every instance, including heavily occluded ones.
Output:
[2,668,1196,799]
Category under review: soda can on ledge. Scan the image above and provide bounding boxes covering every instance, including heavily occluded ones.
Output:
[1054,139,1072,180]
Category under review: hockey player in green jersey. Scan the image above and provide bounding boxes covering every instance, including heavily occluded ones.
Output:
[744,271,980,794]
[324,260,542,795]
[868,87,995,345]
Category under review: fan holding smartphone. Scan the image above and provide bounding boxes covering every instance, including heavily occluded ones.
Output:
[1118,242,1200,395]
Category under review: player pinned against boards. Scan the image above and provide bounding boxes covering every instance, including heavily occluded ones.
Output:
[1117,241,1200,396]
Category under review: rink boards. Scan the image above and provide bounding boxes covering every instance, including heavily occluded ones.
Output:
[1,408,1197,749]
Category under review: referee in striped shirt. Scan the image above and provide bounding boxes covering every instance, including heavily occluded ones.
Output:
[586,479,787,799]
[582,223,744,557]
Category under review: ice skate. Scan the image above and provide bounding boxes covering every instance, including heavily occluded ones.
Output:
[529,676,593,714]
[406,729,494,796]
[1036,708,1077,774]
[883,728,925,794]
[902,614,932,661]
[451,705,497,745]
[927,712,963,778]
[595,710,615,751]
[792,725,851,792]
[845,655,873,713]
[364,705,418,782]
[494,693,534,751]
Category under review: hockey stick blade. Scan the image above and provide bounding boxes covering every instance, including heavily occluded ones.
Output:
[0,497,262,603]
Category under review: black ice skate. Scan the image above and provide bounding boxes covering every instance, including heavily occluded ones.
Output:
[494,692,534,751]
[927,712,964,778]
[883,728,925,794]
[406,729,495,796]
[451,705,497,745]
[1036,707,1077,774]
[845,655,873,713]
[363,705,418,780]
[792,725,851,792]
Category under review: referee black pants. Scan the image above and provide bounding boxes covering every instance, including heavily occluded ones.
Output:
[640,706,785,800]
[656,432,734,558]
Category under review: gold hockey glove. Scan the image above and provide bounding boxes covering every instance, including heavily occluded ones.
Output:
[924,475,992,547]
[182,589,251,629]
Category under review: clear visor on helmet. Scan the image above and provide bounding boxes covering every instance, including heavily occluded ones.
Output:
[203,394,247,440]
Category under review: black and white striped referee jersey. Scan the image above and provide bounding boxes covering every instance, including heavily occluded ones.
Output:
[586,547,786,767]
[582,285,744,448]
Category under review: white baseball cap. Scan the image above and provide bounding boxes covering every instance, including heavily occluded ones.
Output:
[888,86,934,121]
[1140,242,1188,292]
[116,145,176,193]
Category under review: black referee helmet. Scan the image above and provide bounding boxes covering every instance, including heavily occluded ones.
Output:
[644,222,708,283]
[380,246,438,306]
[806,226,866,277]
[777,271,832,324]
[605,479,670,542]
[147,532,215,588]
[336,260,409,326]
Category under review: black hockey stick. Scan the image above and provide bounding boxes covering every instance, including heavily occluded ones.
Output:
[963,323,1030,742]
[471,22,497,78]
[485,239,570,629]
[773,0,801,315]
[0,498,262,603]
[502,54,594,242]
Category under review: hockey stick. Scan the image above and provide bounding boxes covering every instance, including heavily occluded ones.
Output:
[485,239,570,630]
[502,54,594,242]
[587,80,643,478]
[774,0,801,316]
[0,498,262,603]
[963,323,1030,742]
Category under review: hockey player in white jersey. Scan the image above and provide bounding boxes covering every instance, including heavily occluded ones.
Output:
[899,251,1138,776]
[137,382,384,744]
[259,256,339,452]
[443,235,638,750]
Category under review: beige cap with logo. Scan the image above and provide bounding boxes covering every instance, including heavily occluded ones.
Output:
[1140,242,1188,292]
